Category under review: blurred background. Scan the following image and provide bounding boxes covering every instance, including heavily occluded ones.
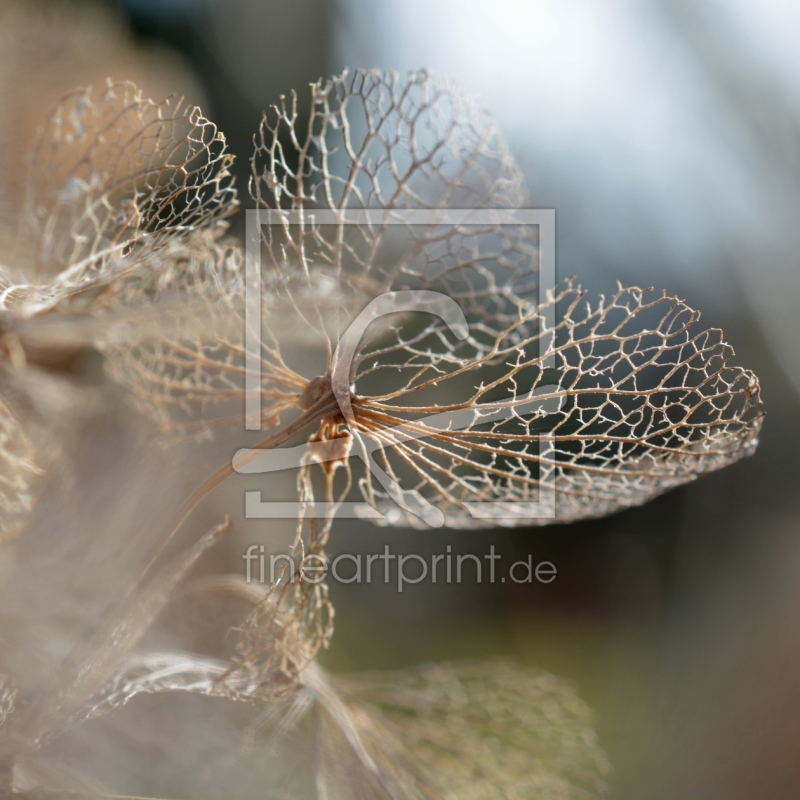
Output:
[4,0,800,797]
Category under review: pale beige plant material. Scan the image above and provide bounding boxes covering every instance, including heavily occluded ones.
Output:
[109,68,763,528]
[332,660,611,800]
[0,69,763,798]
[234,475,338,697]
[0,80,238,538]
[245,69,763,529]
[0,394,38,542]
[248,658,610,800]
[110,68,538,436]
[7,80,236,306]
[0,515,234,793]
[56,575,609,799]
[346,279,762,529]
[0,0,205,251]
[104,68,763,696]
[2,560,610,799]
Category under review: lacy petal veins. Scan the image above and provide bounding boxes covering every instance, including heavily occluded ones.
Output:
[0,68,762,798]
[109,68,763,527]
[0,80,236,538]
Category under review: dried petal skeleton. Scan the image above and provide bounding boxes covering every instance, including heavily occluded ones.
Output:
[0,69,762,796]
[0,80,236,539]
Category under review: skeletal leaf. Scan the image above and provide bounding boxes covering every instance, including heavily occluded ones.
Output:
[237,660,609,800]
[64,651,258,731]
[251,68,537,307]
[234,471,338,695]
[0,390,40,541]
[347,280,763,528]
[25,518,231,745]
[0,80,237,537]
[102,235,291,441]
[0,0,206,250]
[334,660,611,800]
[102,71,762,707]
[8,80,236,312]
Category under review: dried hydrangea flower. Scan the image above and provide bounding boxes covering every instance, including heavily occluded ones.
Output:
[110,68,762,528]
[0,515,233,792]
[0,69,763,797]
[103,68,762,693]
[53,575,610,799]
[0,80,237,538]
[3,561,610,798]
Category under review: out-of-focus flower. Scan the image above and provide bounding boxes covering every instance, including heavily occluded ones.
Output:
[0,79,237,538]
[0,0,204,250]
